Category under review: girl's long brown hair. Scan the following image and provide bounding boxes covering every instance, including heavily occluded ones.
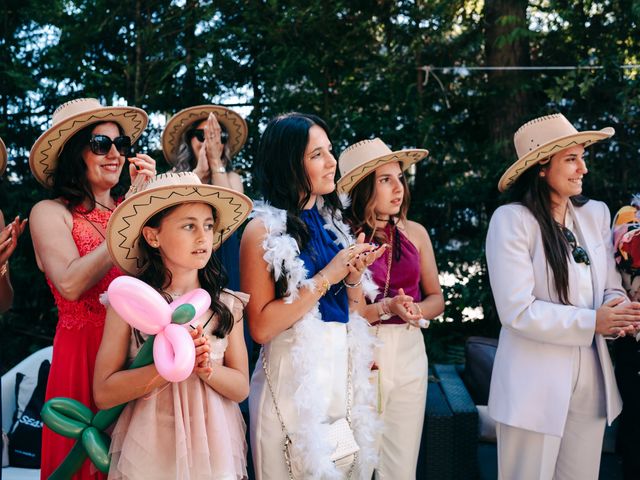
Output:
[138,203,236,338]
[344,167,411,260]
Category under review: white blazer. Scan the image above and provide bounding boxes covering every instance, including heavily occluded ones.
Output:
[485,200,624,436]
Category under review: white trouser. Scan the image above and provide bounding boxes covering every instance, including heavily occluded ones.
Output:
[249,323,349,480]
[497,343,606,480]
[373,325,428,480]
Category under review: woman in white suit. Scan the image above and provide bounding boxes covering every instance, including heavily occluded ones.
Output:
[485,113,640,480]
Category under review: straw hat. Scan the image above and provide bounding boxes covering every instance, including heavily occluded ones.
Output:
[0,137,6,176]
[498,113,614,192]
[337,138,429,194]
[29,98,148,188]
[162,105,248,164]
[106,171,252,275]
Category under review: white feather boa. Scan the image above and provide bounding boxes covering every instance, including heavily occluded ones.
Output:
[251,201,380,479]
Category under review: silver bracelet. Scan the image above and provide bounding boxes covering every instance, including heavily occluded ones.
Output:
[342,278,362,288]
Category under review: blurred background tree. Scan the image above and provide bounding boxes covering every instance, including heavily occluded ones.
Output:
[2,0,640,371]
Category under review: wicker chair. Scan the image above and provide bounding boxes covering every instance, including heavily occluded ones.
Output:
[417,364,479,479]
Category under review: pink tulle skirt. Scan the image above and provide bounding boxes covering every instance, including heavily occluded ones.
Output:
[108,373,247,480]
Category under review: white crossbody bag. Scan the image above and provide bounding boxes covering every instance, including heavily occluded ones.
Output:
[261,348,360,479]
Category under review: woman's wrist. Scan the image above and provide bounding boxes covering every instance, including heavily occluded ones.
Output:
[376,298,392,320]
[342,277,362,288]
[345,272,363,285]
[315,270,331,297]
[209,158,225,172]
[193,167,211,183]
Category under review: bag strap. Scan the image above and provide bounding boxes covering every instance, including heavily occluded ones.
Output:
[261,348,295,480]
[261,343,353,479]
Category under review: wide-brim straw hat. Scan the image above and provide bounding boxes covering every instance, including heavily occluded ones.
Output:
[337,138,429,194]
[107,171,252,275]
[498,113,614,192]
[0,137,6,176]
[29,98,148,188]
[162,105,248,164]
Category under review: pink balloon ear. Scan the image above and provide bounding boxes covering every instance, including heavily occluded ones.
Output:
[107,276,172,334]
[153,324,196,382]
[169,289,211,325]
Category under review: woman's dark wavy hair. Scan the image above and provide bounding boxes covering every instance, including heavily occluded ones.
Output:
[344,167,411,261]
[507,161,588,305]
[137,203,235,338]
[255,112,345,296]
[52,122,128,211]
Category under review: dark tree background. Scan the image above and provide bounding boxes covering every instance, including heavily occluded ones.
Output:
[2,0,640,371]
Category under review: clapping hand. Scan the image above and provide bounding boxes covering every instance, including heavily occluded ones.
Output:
[0,215,27,267]
[204,113,225,173]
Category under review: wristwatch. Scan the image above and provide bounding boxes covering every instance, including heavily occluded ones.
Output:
[213,166,226,174]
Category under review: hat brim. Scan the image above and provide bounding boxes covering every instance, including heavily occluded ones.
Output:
[498,128,614,192]
[337,149,429,194]
[29,106,148,188]
[162,105,248,164]
[107,183,252,275]
[0,138,6,177]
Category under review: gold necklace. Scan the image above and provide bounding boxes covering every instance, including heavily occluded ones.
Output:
[376,225,394,335]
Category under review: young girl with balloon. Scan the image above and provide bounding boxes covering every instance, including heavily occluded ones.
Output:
[93,171,253,479]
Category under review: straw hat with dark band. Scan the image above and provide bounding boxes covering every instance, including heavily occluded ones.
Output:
[106,171,252,276]
[162,105,248,165]
[29,98,148,188]
[498,113,614,192]
[0,137,6,176]
[337,138,429,194]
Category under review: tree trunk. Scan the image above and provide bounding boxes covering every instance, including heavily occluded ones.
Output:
[484,0,531,164]
[134,0,143,106]
[484,0,531,334]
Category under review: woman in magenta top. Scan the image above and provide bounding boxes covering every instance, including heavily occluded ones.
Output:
[339,138,444,480]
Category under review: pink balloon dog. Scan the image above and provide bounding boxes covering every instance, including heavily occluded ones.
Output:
[107,276,211,382]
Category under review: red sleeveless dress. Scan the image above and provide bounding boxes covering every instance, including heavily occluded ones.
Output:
[40,206,122,480]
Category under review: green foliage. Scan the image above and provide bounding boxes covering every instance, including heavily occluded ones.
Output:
[2,0,640,370]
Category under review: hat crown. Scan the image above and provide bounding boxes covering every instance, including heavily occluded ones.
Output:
[107,171,252,275]
[338,138,392,177]
[162,105,248,163]
[137,171,203,193]
[52,98,103,126]
[514,114,579,160]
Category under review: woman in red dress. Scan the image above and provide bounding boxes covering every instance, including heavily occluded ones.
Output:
[29,98,155,479]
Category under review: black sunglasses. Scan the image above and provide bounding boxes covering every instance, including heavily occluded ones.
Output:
[188,128,228,144]
[89,135,131,156]
[558,225,591,266]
